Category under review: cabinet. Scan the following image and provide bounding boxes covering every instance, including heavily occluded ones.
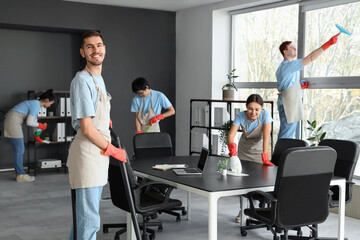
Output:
[27,90,75,176]
[189,99,274,156]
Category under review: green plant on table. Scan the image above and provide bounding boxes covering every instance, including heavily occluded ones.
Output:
[219,120,233,155]
[217,158,229,173]
[222,69,238,91]
[306,120,326,146]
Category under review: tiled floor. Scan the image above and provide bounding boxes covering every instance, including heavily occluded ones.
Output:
[0,171,359,240]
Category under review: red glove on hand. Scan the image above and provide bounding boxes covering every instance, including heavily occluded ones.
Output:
[262,153,274,166]
[38,122,47,131]
[228,143,238,157]
[150,114,164,126]
[109,119,113,128]
[321,33,340,51]
[34,135,44,143]
[300,80,309,89]
[102,141,127,162]
[136,131,143,134]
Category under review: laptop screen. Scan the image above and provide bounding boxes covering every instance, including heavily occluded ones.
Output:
[197,148,209,171]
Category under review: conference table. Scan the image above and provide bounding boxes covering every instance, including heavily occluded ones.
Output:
[126,155,346,240]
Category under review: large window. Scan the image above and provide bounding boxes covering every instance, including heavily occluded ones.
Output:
[231,0,360,177]
[232,4,298,83]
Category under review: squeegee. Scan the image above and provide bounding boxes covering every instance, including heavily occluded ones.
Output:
[335,24,352,35]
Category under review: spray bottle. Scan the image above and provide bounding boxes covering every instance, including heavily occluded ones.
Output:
[34,123,47,137]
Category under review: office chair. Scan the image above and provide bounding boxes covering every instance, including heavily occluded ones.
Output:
[133,132,187,222]
[243,146,336,240]
[240,138,308,236]
[317,139,359,240]
[105,155,183,240]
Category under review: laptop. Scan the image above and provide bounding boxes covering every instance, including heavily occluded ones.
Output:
[172,147,209,176]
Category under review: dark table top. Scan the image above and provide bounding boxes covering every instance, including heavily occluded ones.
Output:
[130,156,278,192]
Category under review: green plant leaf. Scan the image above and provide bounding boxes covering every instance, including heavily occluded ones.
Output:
[307,137,316,141]
[307,120,312,125]
[311,120,317,128]
[320,132,326,141]
[317,126,322,132]
[306,127,313,131]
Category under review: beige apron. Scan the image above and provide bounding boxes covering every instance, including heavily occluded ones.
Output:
[67,68,111,189]
[4,111,28,138]
[280,81,304,124]
[138,92,160,133]
[238,117,263,163]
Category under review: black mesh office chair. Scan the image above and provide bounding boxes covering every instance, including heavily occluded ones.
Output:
[105,155,183,240]
[317,139,359,240]
[133,132,187,222]
[244,146,336,240]
[240,138,308,236]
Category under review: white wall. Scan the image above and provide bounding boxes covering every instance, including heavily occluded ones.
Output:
[175,0,283,155]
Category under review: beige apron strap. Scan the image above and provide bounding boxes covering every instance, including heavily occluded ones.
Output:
[238,117,263,163]
[281,81,304,124]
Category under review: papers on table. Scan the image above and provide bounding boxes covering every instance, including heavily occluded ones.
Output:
[227,171,249,177]
[152,164,188,171]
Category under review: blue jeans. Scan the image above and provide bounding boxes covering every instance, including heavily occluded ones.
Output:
[9,138,26,175]
[277,104,300,140]
[69,186,104,240]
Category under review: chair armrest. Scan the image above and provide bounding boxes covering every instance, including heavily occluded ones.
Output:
[135,181,176,191]
[245,190,278,226]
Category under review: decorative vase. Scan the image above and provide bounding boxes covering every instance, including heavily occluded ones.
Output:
[222,89,236,100]
[222,169,227,176]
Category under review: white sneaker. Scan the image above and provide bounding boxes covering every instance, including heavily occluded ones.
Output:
[16,174,35,182]
[235,214,241,223]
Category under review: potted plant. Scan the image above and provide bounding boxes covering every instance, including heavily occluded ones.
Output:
[306,120,326,146]
[222,69,238,100]
[219,120,233,156]
[217,158,229,175]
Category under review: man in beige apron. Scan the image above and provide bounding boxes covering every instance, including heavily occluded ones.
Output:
[67,31,126,240]
[131,77,175,134]
[276,34,339,139]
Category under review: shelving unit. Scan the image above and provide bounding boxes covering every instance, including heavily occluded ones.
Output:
[27,90,74,176]
[189,99,274,156]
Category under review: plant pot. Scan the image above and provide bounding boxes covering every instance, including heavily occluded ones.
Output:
[221,169,227,176]
[48,112,54,116]
[222,89,236,100]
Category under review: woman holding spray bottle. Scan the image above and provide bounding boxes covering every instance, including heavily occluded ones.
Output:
[4,89,54,182]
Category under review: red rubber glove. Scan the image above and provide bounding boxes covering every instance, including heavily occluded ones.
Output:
[102,141,127,162]
[262,153,274,166]
[136,131,143,134]
[38,122,47,131]
[150,114,164,126]
[228,143,238,157]
[34,135,44,143]
[109,119,113,128]
[321,33,340,51]
[300,80,309,89]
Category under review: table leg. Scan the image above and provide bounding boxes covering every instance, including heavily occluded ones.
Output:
[208,195,219,240]
[187,191,191,220]
[240,196,246,227]
[126,212,136,240]
[338,179,345,240]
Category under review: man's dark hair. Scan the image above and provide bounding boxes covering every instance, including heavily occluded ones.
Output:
[246,94,264,107]
[80,30,104,48]
[39,89,55,102]
[132,78,150,93]
[279,41,292,57]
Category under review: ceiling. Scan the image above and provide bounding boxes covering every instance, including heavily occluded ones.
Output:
[64,0,225,11]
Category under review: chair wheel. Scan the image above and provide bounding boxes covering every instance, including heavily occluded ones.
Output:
[103,228,108,234]
[182,210,187,215]
[149,234,155,240]
[176,216,181,222]
[158,226,163,232]
[241,229,247,236]
[273,236,279,240]
[297,230,303,237]
[115,235,120,240]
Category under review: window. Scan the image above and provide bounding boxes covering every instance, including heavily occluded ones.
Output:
[232,4,298,83]
[304,2,360,77]
[231,0,360,177]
